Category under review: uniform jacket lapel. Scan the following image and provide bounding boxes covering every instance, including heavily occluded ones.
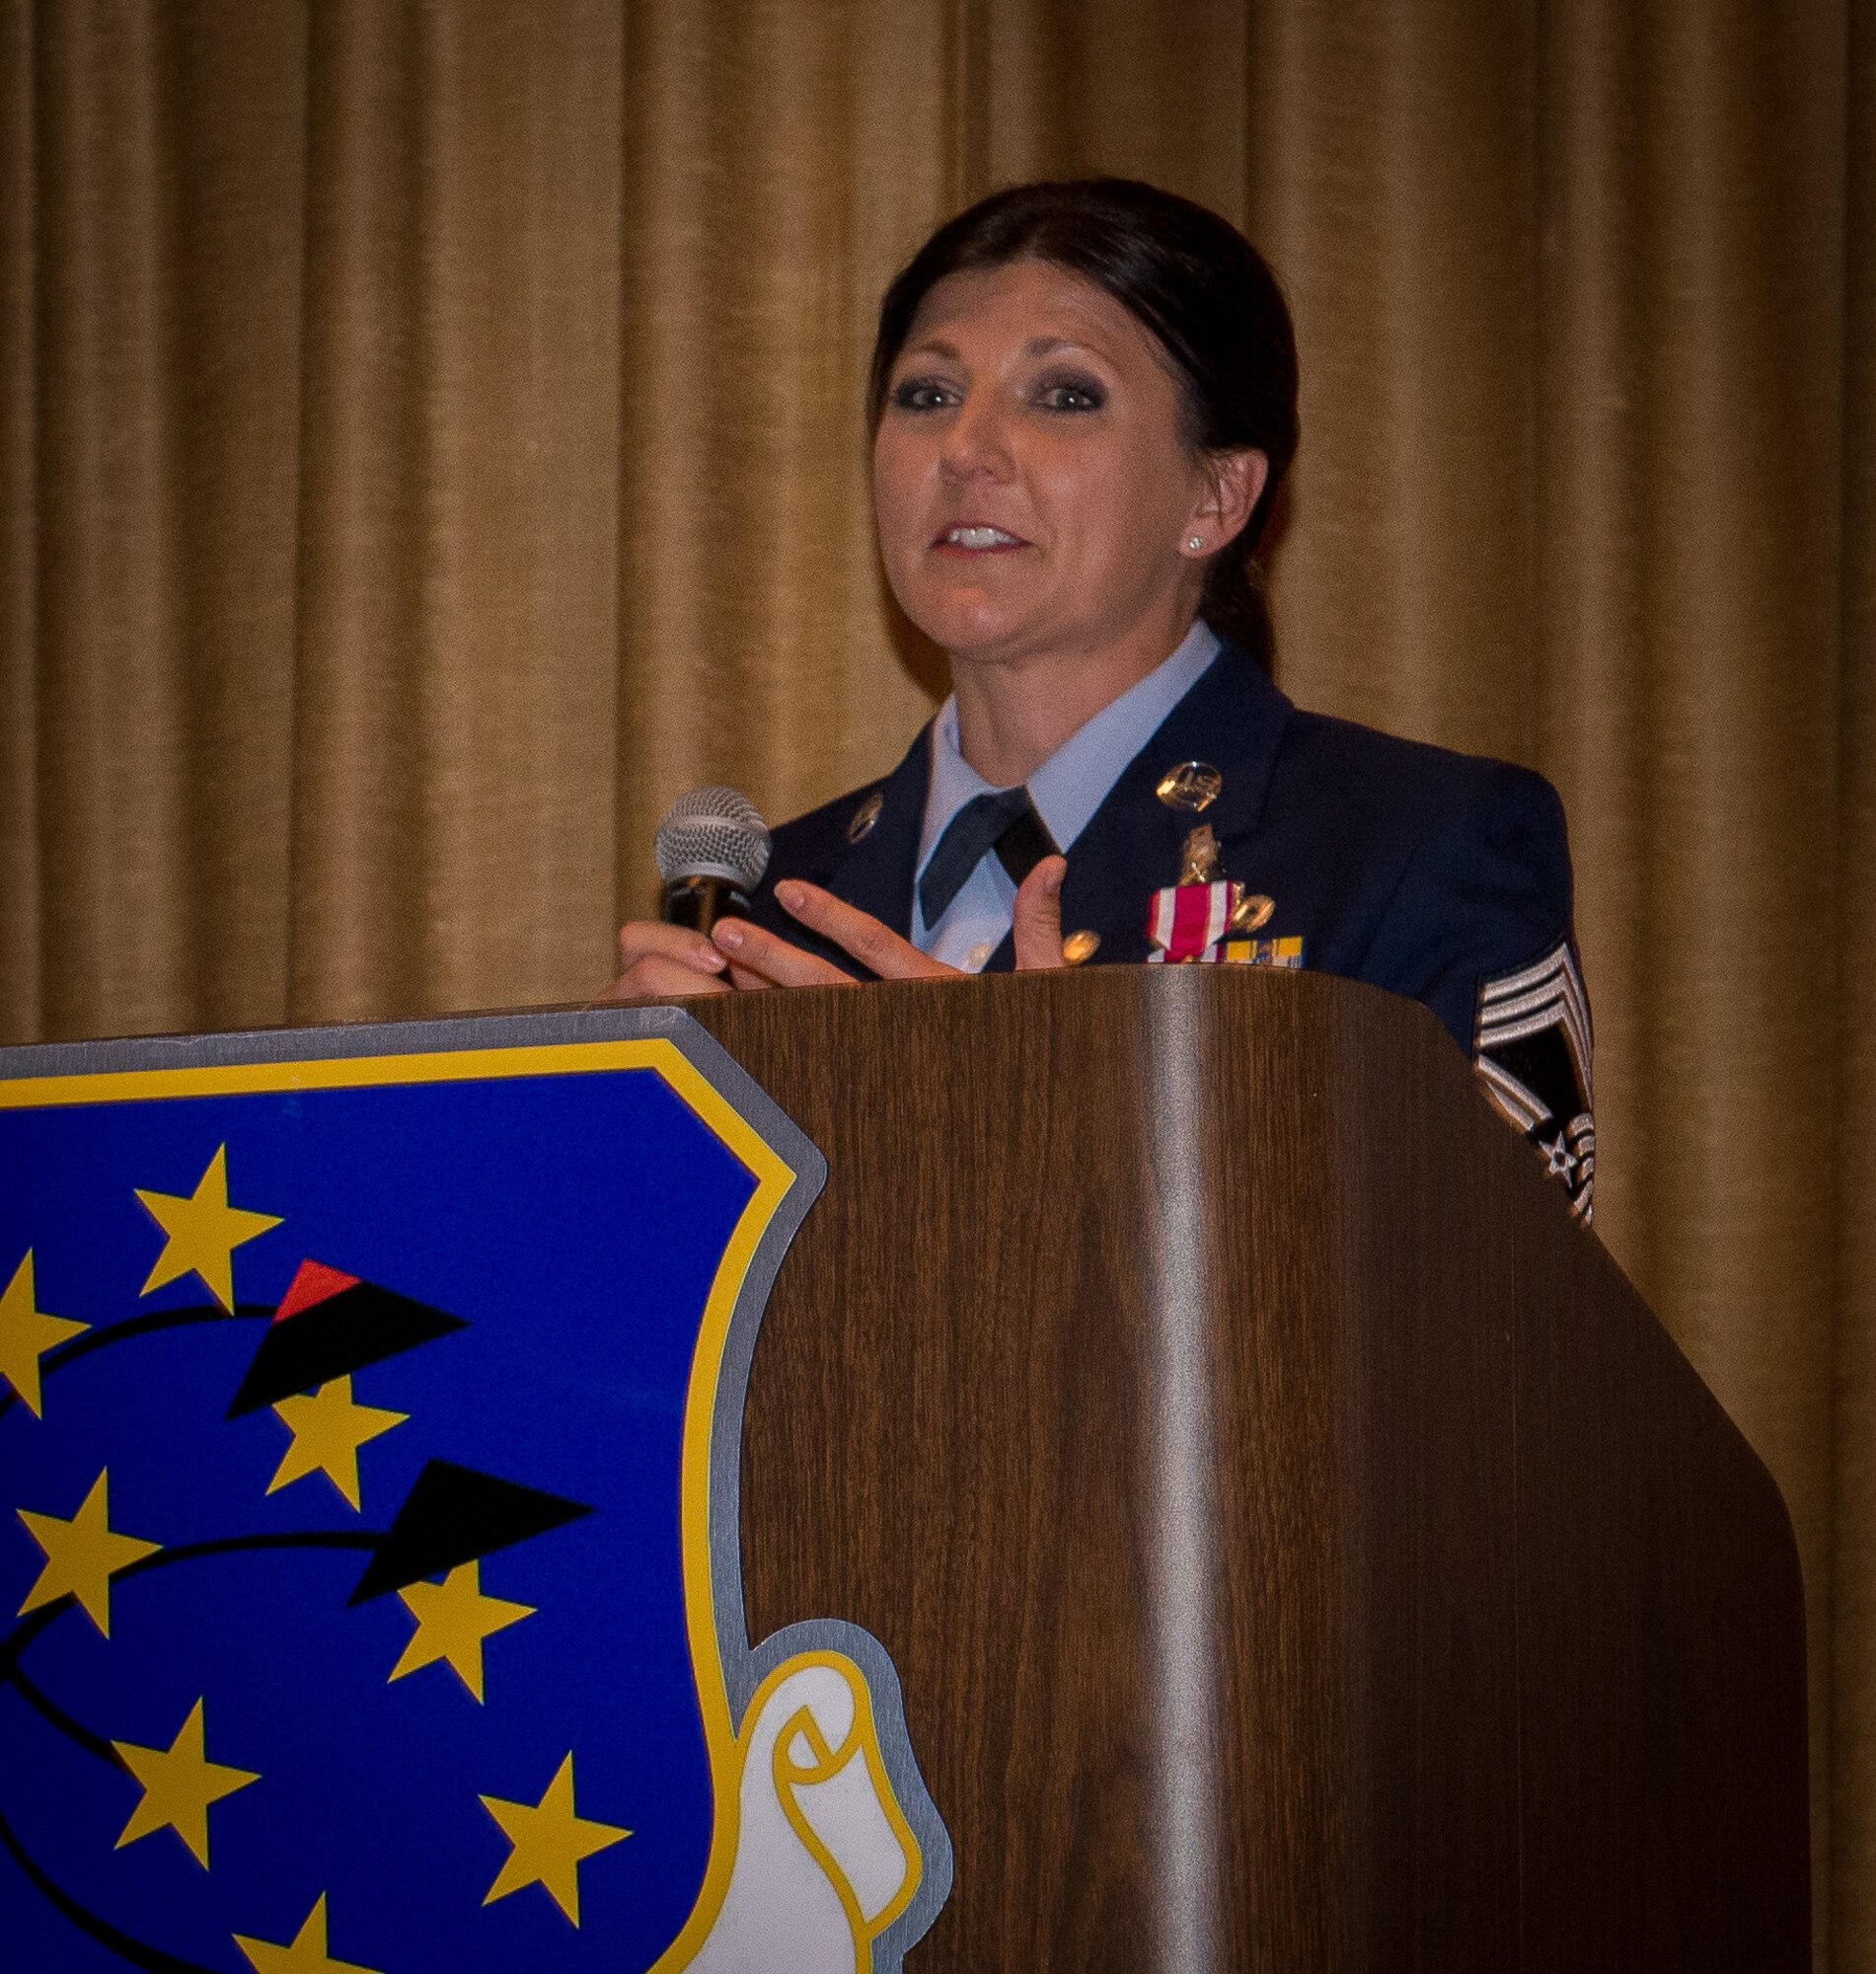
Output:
[828,730,929,938]
[983,639,1293,970]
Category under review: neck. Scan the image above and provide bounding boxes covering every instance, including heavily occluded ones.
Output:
[949,610,1200,788]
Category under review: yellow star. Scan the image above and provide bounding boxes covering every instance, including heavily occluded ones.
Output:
[233,1893,383,1973]
[18,1469,161,1636]
[136,1144,282,1313]
[481,1752,630,1926]
[113,1696,261,1866]
[389,1561,534,1703]
[265,1377,407,1512]
[0,1251,88,1417]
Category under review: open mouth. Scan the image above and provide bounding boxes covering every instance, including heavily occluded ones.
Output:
[934,525,1029,553]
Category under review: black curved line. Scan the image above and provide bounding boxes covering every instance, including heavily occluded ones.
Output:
[115,1528,381,1581]
[5,1662,126,1770]
[0,1605,62,1684]
[0,1526,390,1966]
[0,1793,221,1973]
[0,1304,268,1427]
[0,1530,381,1688]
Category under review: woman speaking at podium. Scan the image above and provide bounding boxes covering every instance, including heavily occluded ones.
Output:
[606,178,1596,1215]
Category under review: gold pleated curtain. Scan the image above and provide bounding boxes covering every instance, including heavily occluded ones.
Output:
[1,0,1870,1961]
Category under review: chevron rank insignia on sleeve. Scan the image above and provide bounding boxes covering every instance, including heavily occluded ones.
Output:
[1472,940,1596,1221]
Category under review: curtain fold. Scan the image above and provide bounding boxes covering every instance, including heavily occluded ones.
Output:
[0,1,1868,1961]
[1834,7,1874,1964]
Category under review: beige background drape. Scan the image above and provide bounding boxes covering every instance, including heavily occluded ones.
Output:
[2,0,1870,1961]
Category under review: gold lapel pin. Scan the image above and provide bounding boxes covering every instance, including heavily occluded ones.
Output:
[846,790,883,843]
[1155,761,1222,813]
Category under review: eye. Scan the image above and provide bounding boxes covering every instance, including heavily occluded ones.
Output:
[1036,373,1106,413]
[889,376,957,412]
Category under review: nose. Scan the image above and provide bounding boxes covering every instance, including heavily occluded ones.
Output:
[938,388,1014,482]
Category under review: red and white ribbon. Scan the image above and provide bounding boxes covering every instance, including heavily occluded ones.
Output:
[1145,880,1235,963]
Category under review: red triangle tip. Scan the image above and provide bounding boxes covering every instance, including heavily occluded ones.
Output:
[273,1258,361,1324]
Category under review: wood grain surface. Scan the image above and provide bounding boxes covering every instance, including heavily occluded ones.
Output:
[686,965,1809,1971]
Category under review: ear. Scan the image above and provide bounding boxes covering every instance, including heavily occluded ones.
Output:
[1188,448,1269,553]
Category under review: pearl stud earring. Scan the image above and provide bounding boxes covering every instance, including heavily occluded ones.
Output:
[1187,536,1205,552]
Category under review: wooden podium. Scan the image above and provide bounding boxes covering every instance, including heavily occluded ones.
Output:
[686,964,1809,1971]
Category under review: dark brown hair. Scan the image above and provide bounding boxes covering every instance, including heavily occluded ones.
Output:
[868,178,1301,667]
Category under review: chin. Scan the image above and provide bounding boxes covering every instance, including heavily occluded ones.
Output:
[896,582,1036,662]
[917,615,1032,666]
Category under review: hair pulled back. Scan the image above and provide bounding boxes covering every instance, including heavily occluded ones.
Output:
[868,178,1300,668]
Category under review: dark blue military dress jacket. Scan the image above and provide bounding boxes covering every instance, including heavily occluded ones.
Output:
[745,638,1596,1217]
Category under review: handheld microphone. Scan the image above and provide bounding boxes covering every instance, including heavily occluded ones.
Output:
[654,787,772,934]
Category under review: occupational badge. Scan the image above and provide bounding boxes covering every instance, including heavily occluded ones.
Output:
[1472,939,1596,1220]
[1176,825,1223,885]
[0,1013,950,1972]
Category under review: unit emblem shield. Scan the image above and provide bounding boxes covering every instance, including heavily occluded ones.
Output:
[0,1012,949,1972]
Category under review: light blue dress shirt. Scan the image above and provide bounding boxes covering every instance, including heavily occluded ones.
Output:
[913,619,1221,968]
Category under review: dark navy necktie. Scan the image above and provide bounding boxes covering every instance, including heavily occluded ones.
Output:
[918,788,1058,929]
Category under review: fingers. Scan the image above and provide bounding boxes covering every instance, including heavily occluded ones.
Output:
[594,954,732,1002]
[608,870,1069,999]
[616,919,729,977]
[709,912,867,988]
[1012,856,1069,971]
[597,920,731,1003]
[758,881,956,981]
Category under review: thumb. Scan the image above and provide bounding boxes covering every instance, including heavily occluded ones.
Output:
[1012,855,1069,970]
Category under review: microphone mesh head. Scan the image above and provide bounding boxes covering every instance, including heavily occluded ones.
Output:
[654,786,772,890]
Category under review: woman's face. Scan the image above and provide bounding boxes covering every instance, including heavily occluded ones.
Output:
[872,259,1227,671]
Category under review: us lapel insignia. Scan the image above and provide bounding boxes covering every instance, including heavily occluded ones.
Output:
[846,789,884,843]
[1155,761,1223,813]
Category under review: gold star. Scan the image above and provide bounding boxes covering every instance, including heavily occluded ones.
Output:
[0,1251,88,1417]
[266,1377,407,1512]
[233,1894,383,1973]
[481,1752,630,1925]
[389,1561,534,1703]
[18,1469,161,1636]
[136,1144,282,1313]
[113,1696,260,1866]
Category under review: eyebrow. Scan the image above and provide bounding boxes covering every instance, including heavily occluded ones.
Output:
[899,335,1107,363]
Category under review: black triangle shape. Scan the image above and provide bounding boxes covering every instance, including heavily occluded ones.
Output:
[227,1282,468,1417]
[348,1459,592,1604]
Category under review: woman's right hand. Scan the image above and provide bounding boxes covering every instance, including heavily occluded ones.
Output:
[598,853,1069,1003]
[595,921,734,1003]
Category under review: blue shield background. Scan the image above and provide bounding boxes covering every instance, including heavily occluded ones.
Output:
[0,1038,788,1972]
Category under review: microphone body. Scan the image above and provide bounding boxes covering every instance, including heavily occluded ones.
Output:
[661,873,751,934]
[654,787,771,937]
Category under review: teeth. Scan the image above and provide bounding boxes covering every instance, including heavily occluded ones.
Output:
[945,526,1020,548]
